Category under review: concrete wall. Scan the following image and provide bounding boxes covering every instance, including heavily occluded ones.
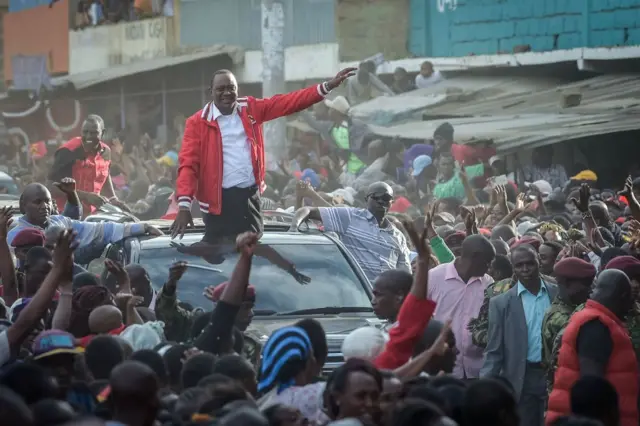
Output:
[180,0,335,51]
[336,0,410,61]
[410,0,640,57]
[69,17,176,75]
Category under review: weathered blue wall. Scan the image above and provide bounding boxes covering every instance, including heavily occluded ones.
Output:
[410,0,640,57]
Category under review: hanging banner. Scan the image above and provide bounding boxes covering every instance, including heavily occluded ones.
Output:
[11,55,52,93]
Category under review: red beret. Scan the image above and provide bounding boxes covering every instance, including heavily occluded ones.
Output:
[211,282,256,302]
[604,255,640,279]
[510,237,541,251]
[554,257,597,280]
[11,228,45,248]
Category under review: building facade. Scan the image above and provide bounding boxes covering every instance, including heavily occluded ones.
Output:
[410,0,640,57]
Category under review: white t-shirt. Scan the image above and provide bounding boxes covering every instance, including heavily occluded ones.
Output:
[415,70,444,89]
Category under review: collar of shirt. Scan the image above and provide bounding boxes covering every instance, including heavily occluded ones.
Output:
[210,102,238,120]
[359,209,393,232]
[517,280,548,297]
[443,261,485,284]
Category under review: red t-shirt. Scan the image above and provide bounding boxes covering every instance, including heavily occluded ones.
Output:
[450,143,496,166]
[374,293,436,370]
[78,323,127,348]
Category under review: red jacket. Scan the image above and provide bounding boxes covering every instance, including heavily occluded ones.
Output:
[52,137,111,218]
[176,84,331,215]
[547,300,639,426]
[374,293,436,370]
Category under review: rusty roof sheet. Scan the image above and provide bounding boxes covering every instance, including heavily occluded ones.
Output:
[364,74,640,153]
[52,45,244,90]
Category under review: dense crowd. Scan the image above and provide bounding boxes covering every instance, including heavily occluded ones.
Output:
[1,66,639,426]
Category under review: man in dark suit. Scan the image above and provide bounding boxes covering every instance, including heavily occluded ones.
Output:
[481,244,558,426]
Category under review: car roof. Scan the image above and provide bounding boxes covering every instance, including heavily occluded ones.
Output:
[139,230,335,250]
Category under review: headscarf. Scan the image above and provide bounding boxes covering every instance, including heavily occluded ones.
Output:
[68,286,113,338]
[119,322,165,351]
[258,326,311,394]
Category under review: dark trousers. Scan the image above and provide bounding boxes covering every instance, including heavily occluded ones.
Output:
[519,362,546,426]
[202,186,263,243]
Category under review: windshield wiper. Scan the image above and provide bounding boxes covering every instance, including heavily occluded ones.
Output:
[276,307,374,316]
[253,309,278,316]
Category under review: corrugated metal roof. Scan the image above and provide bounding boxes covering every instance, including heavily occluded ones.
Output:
[51,45,244,90]
[349,75,570,125]
[420,74,640,117]
[362,74,640,153]
[369,111,640,154]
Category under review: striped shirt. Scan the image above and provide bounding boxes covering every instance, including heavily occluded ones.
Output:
[319,207,411,282]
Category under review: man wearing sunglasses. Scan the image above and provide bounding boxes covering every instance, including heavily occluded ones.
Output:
[289,181,411,282]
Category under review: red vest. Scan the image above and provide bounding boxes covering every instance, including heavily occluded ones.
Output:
[55,137,111,218]
[547,300,639,426]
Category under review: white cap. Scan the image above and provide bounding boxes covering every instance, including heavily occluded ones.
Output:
[324,96,350,115]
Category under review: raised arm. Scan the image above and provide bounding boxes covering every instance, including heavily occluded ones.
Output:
[7,230,76,355]
[254,68,356,123]
[0,208,18,306]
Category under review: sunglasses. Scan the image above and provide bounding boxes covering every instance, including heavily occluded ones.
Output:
[369,193,393,203]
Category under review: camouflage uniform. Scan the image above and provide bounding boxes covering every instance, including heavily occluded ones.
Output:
[625,302,640,359]
[155,285,197,343]
[468,277,515,348]
[155,285,261,368]
[541,298,577,372]
[468,274,556,348]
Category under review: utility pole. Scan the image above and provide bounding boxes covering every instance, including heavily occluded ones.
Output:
[261,0,286,166]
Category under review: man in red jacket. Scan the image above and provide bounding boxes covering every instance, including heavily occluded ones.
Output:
[49,114,129,218]
[170,67,356,241]
[547,269,638,426]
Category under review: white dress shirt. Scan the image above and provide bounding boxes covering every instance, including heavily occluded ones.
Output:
[211,103,256,189]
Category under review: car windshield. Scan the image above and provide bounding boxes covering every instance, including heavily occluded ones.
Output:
[138,242,372,313]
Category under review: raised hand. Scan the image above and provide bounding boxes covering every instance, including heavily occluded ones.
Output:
[105,258,131,293]
[168,261,188,284]
[618,175,634,199]
[402,218,431,261]
[570,183,591,213]
[236,232,259,257]
[0,207,13,239]
[52,229,78,272]
[53,177,76,196]
[326,67,358,90]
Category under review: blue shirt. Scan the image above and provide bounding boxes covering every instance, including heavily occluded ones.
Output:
[517,281,551,362]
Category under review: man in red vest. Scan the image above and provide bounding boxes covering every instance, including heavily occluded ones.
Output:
[170,67,356,242]
[49,115,129,218]
[547,269,638,426]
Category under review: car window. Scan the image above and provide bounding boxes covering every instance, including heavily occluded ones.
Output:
[139,243,371,312]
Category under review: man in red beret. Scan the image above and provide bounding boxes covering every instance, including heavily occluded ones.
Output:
[542,257,596,382]
[10,228,45,265]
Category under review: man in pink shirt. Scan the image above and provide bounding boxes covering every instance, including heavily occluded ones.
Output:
[427,234,495,379]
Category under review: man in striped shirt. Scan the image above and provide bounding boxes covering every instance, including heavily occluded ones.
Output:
[289,181,411,282]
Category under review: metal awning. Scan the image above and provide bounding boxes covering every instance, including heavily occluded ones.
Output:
[51,45,244,90]
[369,111,640,154]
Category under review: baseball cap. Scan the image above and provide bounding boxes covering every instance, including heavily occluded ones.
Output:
[32,330,81,360]
[525,180,553,200]
[412,155,433,176]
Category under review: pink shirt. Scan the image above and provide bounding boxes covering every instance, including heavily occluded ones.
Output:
[427,261,493,379]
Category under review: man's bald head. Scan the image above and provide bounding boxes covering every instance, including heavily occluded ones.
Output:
[460,234,496,277]
[591,269,634,319]
[20,183,53,226]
